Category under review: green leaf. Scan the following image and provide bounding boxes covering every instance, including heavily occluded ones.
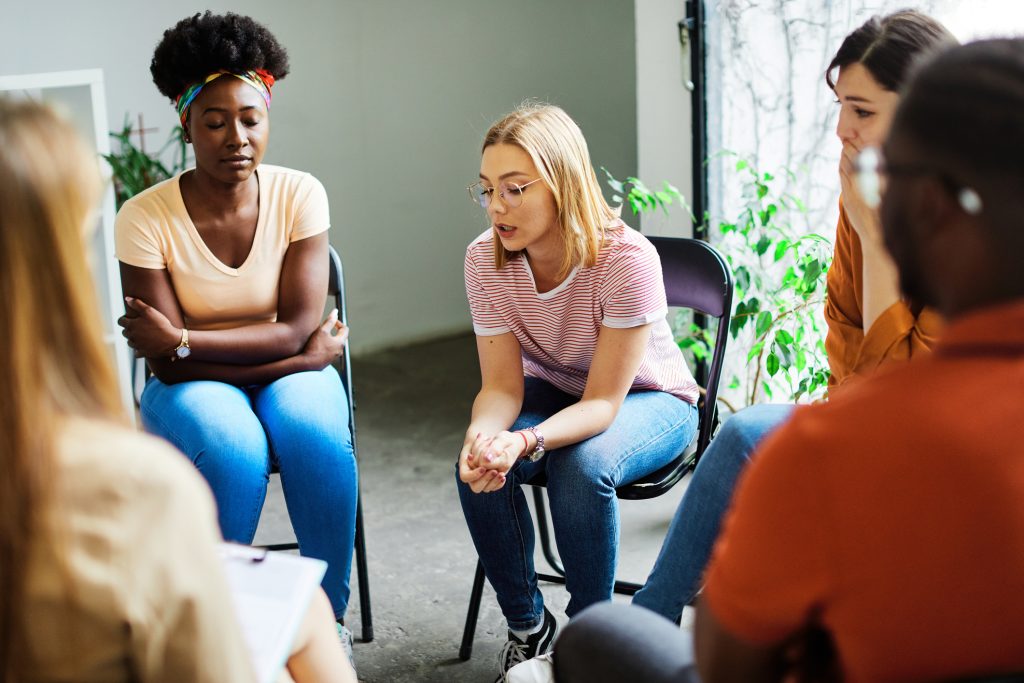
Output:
[605,174,624,194]
[775,329,794,345]
[736,159,748,171]
[746,340,765,362]
[804,258,822,283]
[734,265,750,294]
[766,352,780,376]
[755,310,772,338]
[754,235,771,256]
[762,381,774,399]
[773,238,790,263]
[795,346,807,372]
[729,300,745,338]
[728,376,740,389]
[776,343,795,367]
[756,183,769,199]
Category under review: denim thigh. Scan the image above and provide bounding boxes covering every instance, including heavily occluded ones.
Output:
[140,377,270,543]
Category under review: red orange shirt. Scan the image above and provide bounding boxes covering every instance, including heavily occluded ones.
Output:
[704,299,1024,682]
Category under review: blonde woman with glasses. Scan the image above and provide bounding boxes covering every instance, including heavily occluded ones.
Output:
[0,98,354,683]
[457,103,700,681]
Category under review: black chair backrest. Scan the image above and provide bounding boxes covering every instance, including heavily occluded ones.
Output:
[328,244,344,311]
[647,236,733,459]
[327,245,357,426]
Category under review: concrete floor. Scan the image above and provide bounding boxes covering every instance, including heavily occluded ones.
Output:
[253,333,691,682]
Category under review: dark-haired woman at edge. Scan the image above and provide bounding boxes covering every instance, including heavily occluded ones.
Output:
[115,11,358,655]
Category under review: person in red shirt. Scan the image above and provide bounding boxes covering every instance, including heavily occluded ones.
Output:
[554,37,1024,683]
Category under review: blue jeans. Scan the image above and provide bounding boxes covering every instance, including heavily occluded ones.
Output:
[140,365,358,619]
[457,377,699,630]
[632,403,793,622]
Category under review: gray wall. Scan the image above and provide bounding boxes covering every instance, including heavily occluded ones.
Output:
[635,0,693,238]
[2,0,636,355]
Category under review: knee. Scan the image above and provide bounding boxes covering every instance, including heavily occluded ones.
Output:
[545,450,610,496]
[714,404,791,457]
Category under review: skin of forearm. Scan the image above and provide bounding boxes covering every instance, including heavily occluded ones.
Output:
[187,320,315,365]
[466,389,522,439]
[149,353,317,387]
[859,238,903,334]
[529,397,618,451]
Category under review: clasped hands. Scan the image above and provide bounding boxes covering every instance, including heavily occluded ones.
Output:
[458,430,528,494]
[117,296,349,366]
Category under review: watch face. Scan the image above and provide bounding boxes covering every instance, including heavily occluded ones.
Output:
[176,346,191,359]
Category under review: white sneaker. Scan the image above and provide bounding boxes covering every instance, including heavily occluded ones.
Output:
[505,652,555,683]
[495,607,557,682]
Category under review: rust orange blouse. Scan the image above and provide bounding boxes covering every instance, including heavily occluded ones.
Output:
[824,197,943,389]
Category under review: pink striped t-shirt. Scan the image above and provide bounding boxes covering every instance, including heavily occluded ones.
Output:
[464,221,699,404]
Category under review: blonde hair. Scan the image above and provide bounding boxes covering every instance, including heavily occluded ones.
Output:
[483,103,619,279]
[0,98,124,679]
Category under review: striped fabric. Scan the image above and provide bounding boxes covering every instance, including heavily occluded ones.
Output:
[464,221,699,404]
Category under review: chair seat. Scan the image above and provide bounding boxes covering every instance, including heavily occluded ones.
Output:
[525,451,695,502]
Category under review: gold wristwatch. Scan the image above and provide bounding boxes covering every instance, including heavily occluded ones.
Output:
[171,328,191,361]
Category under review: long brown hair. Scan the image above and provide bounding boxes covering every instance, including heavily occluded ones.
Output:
[0,99,125,679]
[483,103,620,280]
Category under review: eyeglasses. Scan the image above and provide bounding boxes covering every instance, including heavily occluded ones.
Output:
[855,146,983,215]
[466,178,543,209]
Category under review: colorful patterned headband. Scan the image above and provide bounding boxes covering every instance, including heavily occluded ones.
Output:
[174,69,275,127]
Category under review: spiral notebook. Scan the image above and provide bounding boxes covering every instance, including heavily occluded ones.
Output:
[220,544,328,683]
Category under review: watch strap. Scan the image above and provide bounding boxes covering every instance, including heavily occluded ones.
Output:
[522,426,545,461]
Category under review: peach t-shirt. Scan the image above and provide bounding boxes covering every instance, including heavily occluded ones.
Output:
[115,165,329,331]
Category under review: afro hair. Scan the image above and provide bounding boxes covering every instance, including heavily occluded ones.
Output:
[150,11,290,102]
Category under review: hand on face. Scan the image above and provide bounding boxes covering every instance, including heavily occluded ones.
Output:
[118,297,180,358]
[839,141,883,246]
[834,63,899,248]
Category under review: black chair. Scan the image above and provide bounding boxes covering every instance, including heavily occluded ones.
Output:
[131,245,373,643]
[458,236,734,660]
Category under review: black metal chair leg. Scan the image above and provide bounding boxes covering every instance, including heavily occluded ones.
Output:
[460,560,487,661]
[532,487,565,576]
[354,491,373,643]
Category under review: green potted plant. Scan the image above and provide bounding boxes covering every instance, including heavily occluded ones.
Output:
[604,157,833,410]
[103,115,189,209]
